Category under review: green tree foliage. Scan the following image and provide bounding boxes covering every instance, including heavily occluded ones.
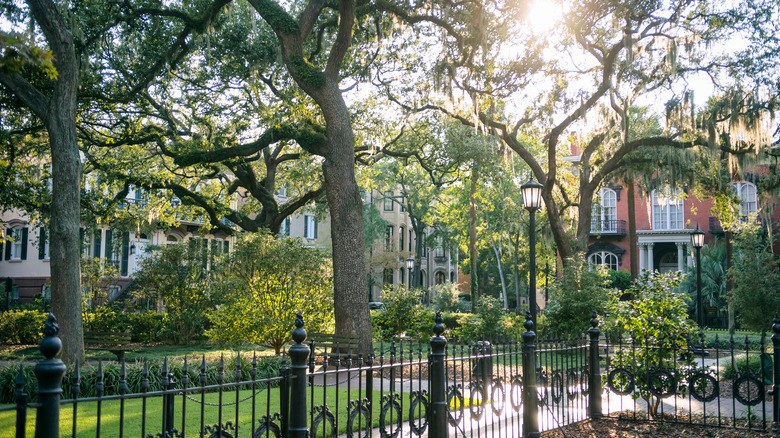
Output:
[372,285,433,341]
[453,295,522,341]
[728,224,780,331]
[207,234,334,354]
[679,241,727,320]
[133,242,221,344]
[379,0,779,264]
[603,271,698,418]
[544,255,613,334]
[80,257,120,312]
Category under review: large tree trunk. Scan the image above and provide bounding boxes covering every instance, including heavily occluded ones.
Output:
[469,165,479,301]
[725,230,735,333]
[48,116,84,364]
[320,87,372,353]
[627,180,639,279]
[29,0,84,363]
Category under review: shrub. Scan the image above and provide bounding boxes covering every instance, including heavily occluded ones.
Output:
[0,354,283,404]
[545,255,613,334]
[0,310,46,344]
[728,224,780,331]
[207,234,334,354]
[603,271,698,418]
[430,282,460,312]
[372,285,433,341]
[451,296,522,341]
[132,242,227,343]
[721,353,773,384]
[607,269,631,291]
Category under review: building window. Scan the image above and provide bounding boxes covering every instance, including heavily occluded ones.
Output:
[738,182,757,218]
[281,218,291,236]
[435,237,444,257]
[652,188,684,230]
[277,185,287,197]
[399,226,405,251]
[383,268,393,285]
[304,215,318,239]
[592,188,617,232]
[383,192,394,211]
[450,271,456,283]
[166,234,181,246]
[409,230,413,252]
[399,268,405,285]
[588,251,619,271]
[435,271,445,285]
[8,226,27,260]
[385,225,394,250]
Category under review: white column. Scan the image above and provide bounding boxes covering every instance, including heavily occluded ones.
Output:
[647,243,654,272]
[676,242,685,272]
[638,243,645,272]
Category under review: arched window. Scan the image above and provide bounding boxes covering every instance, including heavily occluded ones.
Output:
[166,234,181,246]
[652,188,684,230]
[739,182,757,218]
[435,271,445,285]
[588,251,619,271]
[592,188,617,232]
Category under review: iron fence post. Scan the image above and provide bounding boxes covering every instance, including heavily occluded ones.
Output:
[279,358,290,438]
[771,315,780,424]
[15,365,27,438]
[588,311,602,419]
[429,311,448,438]
[287,312,310,438]
[34,314,66,438]
[522,311,539,438]
[162,358,175,436]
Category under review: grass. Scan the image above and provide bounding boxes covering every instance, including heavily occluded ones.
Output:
[0,343,276,363]
[0,385,417,437]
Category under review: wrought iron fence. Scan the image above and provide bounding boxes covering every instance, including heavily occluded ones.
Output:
[4,311,780,437]
[601,322,780,435]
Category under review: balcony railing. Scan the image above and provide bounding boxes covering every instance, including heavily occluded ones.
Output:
[590,219,627,237]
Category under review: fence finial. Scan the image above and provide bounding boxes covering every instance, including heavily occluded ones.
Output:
[773,314,780,336]
[292,312,306,344]
[524,311,534,332]
[433,311,444,336]
[39,313,62,360]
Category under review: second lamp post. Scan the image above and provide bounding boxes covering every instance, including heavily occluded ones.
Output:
[521,178,543,326]
[691,225,705,328]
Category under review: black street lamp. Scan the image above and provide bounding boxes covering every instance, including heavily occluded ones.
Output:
[691,225,705,328]
[521,177,543,325]
[406,255,415,288]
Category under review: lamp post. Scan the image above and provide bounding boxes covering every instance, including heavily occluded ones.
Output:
[691,225,705,328]
[406,255,415,288]
[521,178,543,325]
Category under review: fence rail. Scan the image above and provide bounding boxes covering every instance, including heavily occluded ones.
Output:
[3,312,780,437]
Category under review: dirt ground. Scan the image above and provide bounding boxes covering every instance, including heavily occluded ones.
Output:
[539,418,776,437]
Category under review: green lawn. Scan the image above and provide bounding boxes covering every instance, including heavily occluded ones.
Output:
[0,386,419,437]
[0,343,276,363]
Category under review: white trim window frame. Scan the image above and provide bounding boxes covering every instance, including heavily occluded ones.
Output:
[588,251,618,270]
[738,182,758,219]
[652,188,684,230]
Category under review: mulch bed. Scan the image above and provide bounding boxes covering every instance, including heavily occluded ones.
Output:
[540,418,777,437]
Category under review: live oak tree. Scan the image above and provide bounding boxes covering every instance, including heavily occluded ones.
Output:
[0,0,85,363]
[378,0,780,264]
[75,0,390,351]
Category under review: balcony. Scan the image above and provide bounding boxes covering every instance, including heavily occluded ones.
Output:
[590,219,627,239]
